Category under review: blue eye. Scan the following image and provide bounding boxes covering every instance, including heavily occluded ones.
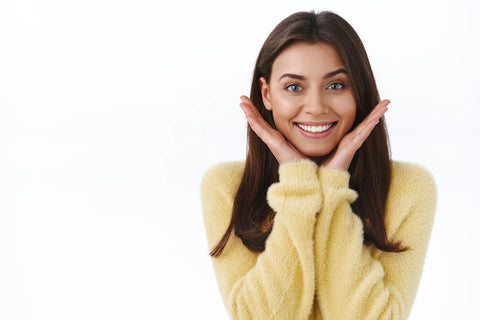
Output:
[328,82,345,90]
[285,84,302,93]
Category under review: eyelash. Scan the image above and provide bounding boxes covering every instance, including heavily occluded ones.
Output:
[284,82,346,93]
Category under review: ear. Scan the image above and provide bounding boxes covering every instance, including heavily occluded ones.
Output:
[259,77,272,111]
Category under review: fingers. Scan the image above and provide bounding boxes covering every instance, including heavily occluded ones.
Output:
[239,95,260,120]
[239,95,268,122]
[239,96,275,137]
[340,99,390,155]
[239,95,282,148]
[352,99,390,138]
[363,99,390,126]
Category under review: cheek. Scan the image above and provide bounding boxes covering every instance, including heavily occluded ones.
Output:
[336,96,356,128]
[270,98,298,127]
[344,106,356,130]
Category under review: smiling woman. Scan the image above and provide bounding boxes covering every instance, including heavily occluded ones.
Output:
[200,10,436,320]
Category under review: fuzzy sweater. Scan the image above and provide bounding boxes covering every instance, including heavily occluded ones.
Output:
[200,159,437,320]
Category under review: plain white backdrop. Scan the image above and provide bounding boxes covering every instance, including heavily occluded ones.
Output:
[0,0,478,319]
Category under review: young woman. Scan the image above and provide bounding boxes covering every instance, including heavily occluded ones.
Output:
[200,10,436,320]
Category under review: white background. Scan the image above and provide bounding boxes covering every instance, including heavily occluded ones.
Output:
[0,0,478,319]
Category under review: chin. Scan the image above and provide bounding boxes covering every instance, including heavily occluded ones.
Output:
[300,146,334,158]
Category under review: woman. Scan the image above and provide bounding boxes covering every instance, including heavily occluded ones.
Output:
[200,10,436,320]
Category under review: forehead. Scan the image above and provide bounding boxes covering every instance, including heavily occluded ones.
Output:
[272,42,345,79]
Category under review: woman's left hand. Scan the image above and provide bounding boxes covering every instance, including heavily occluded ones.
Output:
[320,99,390,171]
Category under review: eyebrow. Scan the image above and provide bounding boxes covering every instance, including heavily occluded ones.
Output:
[278,68,348,81]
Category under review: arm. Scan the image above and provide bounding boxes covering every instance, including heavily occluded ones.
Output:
[313,163,437,320]
[201,159,322,319]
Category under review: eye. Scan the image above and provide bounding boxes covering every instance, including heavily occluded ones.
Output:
[285,84,302,93]
[327,82,346,90]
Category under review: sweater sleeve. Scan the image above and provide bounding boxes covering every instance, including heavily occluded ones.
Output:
[313,164,437,320]
[200,159,322,319]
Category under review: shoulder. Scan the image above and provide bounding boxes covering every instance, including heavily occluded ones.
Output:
[200,160,246,196]
[200,160,246,249]
[385,160,437,234]
[390,160,437,199]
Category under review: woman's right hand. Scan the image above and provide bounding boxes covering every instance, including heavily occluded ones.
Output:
[239,95,309,165]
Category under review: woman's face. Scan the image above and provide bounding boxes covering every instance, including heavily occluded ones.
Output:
[260,41,357,160]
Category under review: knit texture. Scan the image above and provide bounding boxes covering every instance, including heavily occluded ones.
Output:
[200,159,437,320]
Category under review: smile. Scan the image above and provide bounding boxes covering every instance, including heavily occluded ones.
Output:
[296,122,336,133]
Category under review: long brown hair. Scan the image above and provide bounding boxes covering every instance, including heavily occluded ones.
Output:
[210,10,409,257]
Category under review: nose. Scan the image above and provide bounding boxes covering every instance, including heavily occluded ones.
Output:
[304,91,328,116]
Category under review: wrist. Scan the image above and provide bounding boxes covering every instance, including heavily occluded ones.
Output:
[321,159,351,171]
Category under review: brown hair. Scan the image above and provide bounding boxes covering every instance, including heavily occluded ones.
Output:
[210,10,409,257]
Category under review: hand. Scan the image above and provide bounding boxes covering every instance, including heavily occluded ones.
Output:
[319,99,390,171]
[239,95,308,165]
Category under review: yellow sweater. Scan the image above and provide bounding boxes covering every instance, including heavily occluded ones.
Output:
[200,159,436,320]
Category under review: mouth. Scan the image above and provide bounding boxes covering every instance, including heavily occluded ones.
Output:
[295,122,337,133]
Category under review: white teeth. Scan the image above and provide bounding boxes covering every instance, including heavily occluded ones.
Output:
[297,123,334,133]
